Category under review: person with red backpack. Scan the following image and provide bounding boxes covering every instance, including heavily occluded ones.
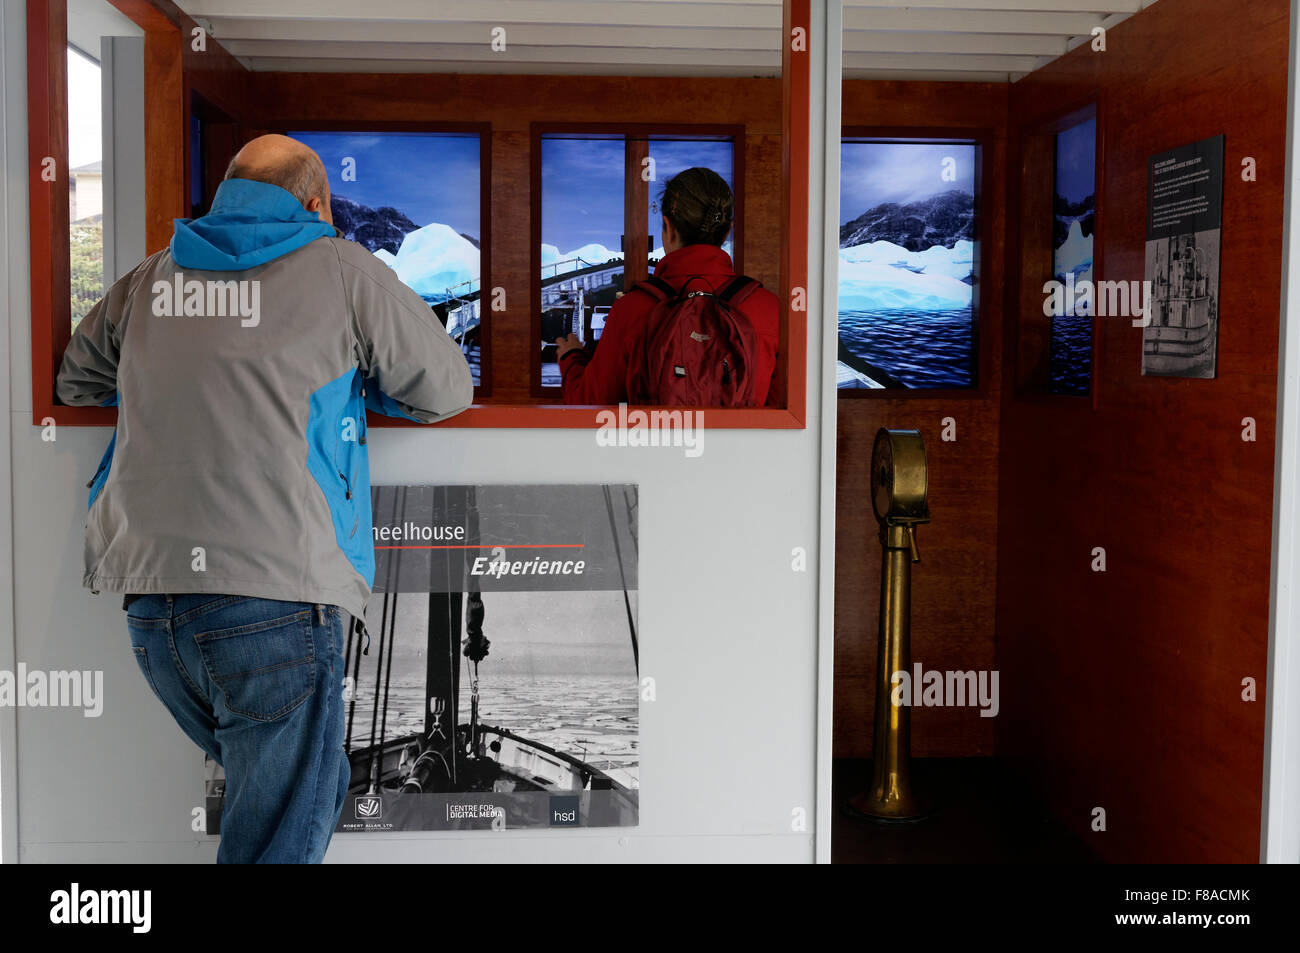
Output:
[556,167,780,407]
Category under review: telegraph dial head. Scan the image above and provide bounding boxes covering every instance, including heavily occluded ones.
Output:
[870,428,930,524]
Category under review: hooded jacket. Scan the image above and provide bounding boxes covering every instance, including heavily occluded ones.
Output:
[559,243,780,405]
[56,178,475,619]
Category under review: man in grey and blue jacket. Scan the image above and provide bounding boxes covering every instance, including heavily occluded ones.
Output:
[56,134,474,863]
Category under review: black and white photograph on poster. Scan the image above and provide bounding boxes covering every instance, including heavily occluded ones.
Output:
[203,484,639,834]
[1143,133,1224,378]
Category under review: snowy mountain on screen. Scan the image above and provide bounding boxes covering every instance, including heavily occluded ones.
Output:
[331,195,419,256]
[541,242,624,276]
[839,190,974,252]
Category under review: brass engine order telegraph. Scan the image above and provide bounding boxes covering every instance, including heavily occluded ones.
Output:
[847,428,930,822]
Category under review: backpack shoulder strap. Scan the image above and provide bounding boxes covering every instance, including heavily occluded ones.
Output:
[718,275,761,307]
[631,276,676,303]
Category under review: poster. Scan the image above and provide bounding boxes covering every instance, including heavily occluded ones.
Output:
[205,484,640,834]
[1143,134,1224,378]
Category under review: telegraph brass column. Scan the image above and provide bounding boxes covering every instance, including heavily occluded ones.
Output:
[848,428,930,822]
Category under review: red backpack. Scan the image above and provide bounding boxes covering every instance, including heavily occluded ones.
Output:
[630,274,763,407]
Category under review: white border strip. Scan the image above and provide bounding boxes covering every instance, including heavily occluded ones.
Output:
[0,0,22,866]
[1262,0,1300,866]
[814,0,842,865]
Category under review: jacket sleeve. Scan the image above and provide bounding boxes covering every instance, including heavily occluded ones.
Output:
[560,294,638,404]
[337,243,475,423]
[56,264,139,407]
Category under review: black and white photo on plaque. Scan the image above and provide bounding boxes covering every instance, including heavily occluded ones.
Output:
[1143,134,1224,379]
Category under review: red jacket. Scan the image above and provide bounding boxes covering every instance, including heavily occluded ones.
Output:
[560,244,780,406]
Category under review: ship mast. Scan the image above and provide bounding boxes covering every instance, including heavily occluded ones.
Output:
[423,484,463,788]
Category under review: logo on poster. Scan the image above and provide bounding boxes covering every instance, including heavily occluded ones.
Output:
[354,795,382,819]
[549,794,580,826]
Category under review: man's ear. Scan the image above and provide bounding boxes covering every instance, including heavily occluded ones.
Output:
[306,194,333,226]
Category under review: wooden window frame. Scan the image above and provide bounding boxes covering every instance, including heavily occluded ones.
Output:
[27,0,810,429]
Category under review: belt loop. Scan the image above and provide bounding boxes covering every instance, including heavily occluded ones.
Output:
[315,604,326,627]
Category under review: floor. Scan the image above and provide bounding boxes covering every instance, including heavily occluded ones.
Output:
[832,758,1101,863]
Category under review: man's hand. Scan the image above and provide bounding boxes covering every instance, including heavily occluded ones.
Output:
[555,334,585,360]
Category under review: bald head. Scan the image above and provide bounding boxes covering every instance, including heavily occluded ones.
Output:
[224,134,332,225]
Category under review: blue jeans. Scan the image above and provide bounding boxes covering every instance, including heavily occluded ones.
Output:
[126,594,351,863]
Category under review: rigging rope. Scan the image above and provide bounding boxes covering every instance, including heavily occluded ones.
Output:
[603,485,639,674]
[376,488,405,765]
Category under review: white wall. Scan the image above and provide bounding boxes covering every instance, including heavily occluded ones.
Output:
[1262,0,1300,867]
[0,1,838,863]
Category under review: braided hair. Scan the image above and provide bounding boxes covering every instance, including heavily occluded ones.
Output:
[659,167,733,247]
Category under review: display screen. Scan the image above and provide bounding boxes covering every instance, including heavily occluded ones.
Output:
[539,135,626,389]
[647,138,735,264]
[290,130,484,386]
[838,138,979,390]
[538,133,736,390]
[1050,116,1097,396]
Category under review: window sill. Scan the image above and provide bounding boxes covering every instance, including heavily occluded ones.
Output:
[36,403,806,430]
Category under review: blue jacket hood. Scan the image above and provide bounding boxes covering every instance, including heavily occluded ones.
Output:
[170,178,337,271]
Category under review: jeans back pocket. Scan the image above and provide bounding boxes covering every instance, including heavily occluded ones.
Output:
[194,608,316,722]
[131,645,163,703]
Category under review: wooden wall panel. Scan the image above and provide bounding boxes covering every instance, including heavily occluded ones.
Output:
[997,0,1289,862]
[248,74,783,404]
[834,82,1008,758]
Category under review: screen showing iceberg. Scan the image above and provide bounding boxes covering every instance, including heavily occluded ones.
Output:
[289,130,484,386]
[838,139,978,390]
[1051,116,1096,396]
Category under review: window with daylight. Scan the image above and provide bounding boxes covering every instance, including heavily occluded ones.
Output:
[535,128,740,395]
[68,44,103,332]
[289,129,490,390]
[837,137,981,392]
[1050,115,1097,396]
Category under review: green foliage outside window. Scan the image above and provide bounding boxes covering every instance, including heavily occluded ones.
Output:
[71,217,104,330]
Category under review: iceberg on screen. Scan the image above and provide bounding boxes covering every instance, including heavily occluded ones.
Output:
[838,240,973,311]
[383,222,480,299]
[1055,219,1093,281]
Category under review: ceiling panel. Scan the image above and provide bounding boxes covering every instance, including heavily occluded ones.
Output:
[167,0,1161,82]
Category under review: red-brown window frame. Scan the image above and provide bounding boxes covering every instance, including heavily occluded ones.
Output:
[28,0,810,429]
